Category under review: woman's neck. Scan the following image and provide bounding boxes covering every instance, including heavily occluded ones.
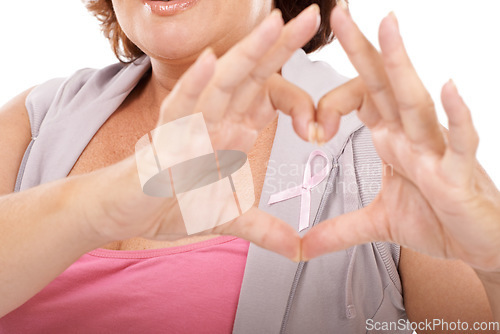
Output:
[141,55,202,113]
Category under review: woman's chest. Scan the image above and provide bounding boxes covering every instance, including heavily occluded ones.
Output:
[68,107,152,176]
[68,105,277,250]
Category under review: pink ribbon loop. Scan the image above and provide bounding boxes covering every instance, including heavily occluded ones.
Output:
[268,149,331,231]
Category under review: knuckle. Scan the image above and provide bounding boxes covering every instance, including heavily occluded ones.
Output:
[280,29,301,54]
[238,44,261,65]
[248,71,267,87]
[349,40,378,59]
[212,80,235,96]
[178,81,200,100]
[318,95,333,112]
[399,93,434,114]
[366,80,391,97]
[383,53,404,70]
[281,40,298,55]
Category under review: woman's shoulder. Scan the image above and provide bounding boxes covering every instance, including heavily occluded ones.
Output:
[0,87,38,194]
[30,56,150,109]
[26,56,151,133]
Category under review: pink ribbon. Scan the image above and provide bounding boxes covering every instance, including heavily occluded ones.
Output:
[268,150,331,232]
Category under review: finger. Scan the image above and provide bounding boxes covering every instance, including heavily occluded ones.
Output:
[200,10,284,122]
[225,4,320,124]
[317,77,381,142]
[158,48,217,124]
[245,4,321,87]
[301,203,389,260]
[331,5,400,126]
[266,74,315,141]
[442,80,479,157]
[441,80,479,178]
[379,13,445,151]
[216,207,301,261]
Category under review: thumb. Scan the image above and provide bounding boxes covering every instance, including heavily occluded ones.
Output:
[267,74,315,142]
[216,206,302,262]
[301,202,388,260]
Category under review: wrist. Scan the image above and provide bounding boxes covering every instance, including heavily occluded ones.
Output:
[70,156,164,243]
[65,170,121,250]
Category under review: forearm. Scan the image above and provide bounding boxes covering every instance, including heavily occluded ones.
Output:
[0,175,109,317]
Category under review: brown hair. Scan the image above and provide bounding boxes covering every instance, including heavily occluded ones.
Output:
[84,0,337,63]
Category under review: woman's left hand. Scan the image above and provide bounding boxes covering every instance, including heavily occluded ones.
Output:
[302,4,500,273]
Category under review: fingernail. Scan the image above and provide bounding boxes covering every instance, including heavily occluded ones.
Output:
[292,253,302,263]
[308,3,320,15]
[300,246,309,262]
[316,124,325,146]
[337,0,348,10]
[307,3,321,30]
[449,78,457,89]
[308,122,317,144]
[448,79,462,98]
[199,47,213,58]
[270,8,282,19]
[196,47,214,65]
[298,4,320,30]
[290,244,303,263]
[387,11,399,32]
[315,11,321,32]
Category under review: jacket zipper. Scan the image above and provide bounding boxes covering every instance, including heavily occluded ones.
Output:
[279,159,340,334]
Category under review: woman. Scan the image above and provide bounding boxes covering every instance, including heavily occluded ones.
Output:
[0,0,499,333]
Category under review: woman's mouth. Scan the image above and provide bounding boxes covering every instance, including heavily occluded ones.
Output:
[143,0,201,16]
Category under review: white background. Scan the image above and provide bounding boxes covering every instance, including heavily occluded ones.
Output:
[1,0,499,185]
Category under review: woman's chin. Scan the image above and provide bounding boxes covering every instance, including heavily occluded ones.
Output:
[136,27,213,60]
[144,44,208,63]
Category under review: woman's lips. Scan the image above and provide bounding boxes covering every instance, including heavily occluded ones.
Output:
[143,0,201,16]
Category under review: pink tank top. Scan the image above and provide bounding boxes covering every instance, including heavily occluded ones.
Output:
[0,236,249,333]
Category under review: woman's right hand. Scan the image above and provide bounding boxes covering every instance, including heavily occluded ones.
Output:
[81,5,322,261]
